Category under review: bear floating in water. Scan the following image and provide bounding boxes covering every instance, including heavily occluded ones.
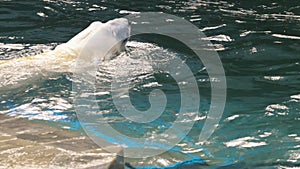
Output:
[0,18,131,89]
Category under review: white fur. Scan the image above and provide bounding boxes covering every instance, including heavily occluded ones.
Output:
[0,18,131,89]
[56,18,130,61]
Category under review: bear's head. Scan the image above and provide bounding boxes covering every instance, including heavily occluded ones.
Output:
[55,18,131,62]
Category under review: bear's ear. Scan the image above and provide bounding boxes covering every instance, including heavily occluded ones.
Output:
[110,26,118,39]
[107,21,120,39]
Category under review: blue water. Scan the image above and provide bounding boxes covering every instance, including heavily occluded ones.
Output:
[1,0,300,168]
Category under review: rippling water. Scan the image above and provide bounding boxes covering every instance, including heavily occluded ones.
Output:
[0,0,300,168]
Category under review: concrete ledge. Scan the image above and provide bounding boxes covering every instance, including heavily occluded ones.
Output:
[0,114,124,169]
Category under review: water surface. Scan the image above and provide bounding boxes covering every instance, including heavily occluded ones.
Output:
[0,0,299,168]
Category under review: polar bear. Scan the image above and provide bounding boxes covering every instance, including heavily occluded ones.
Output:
[0,18,131,89]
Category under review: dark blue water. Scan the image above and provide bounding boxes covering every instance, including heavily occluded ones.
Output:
[0,0,300,168]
